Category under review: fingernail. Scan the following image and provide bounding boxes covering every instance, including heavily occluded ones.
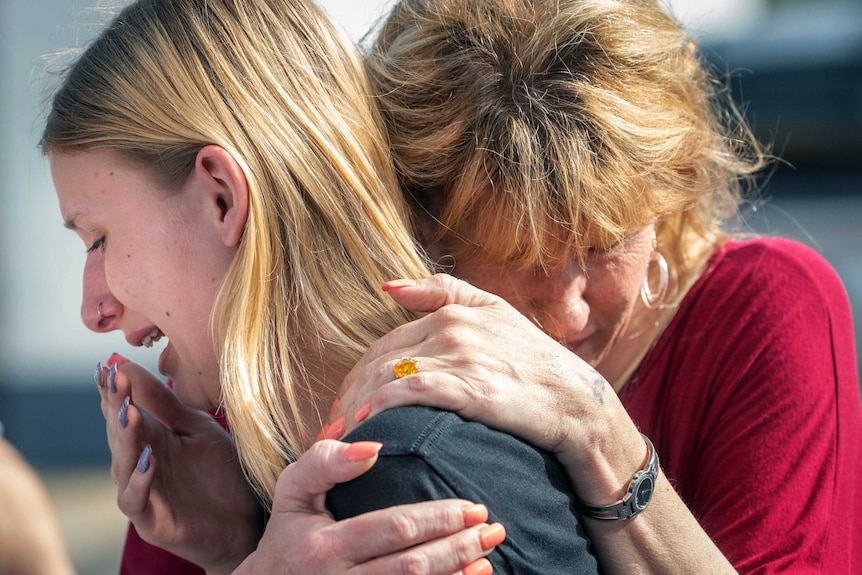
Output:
[345,441,383,462]
[463,558,493,575]
[324,417,345,440]
[354,402,372,424]
[108,363,118,394]
[137,444,152,473]
[382,278,416,292]
[479,523,506,551]
[107,352,128,367]
[119,396,130,429]
[462,503,488,527]
[94,362,104,389]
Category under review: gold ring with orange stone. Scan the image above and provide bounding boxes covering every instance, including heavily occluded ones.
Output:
[393,356,421,379]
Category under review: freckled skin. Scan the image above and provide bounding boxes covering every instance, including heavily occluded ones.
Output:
[450,227,655,379]
[51,149,238,410]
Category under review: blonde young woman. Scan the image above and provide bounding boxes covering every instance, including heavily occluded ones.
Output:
[323,0,862,573]
[42,0,602,573]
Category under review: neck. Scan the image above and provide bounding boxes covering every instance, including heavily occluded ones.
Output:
[604,304,676,392]
[290,341,351,449]
[604,239,717,391]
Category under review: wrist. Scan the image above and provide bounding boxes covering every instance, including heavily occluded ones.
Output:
[575,433,658,520]
[559,411,652,507]
[202,511,264,575]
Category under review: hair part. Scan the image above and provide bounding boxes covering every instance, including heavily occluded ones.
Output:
[43,0,430,502]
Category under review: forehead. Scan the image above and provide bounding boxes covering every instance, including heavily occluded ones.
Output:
[51,149,157,227]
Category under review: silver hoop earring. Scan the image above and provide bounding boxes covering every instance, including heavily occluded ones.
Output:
[640,248,668,310]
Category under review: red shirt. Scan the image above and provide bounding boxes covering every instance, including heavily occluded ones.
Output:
[621,238,862,574]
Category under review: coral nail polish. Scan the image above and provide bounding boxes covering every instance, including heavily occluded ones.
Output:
[324,417,345,440]
[345,441,383,462]
[479,523,506,551]
[107,352,129,367]
[463,558,493,575]
[462,503,489,527]
[382,278,417,291]
[354,402,372,423]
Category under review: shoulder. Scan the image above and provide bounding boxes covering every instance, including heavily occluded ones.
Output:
[706,237,845,297]
[329,406,599,573]
[684,237,851,333]
[343,405,556,467]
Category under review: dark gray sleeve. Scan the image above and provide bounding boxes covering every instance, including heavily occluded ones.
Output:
[326,406,598,574]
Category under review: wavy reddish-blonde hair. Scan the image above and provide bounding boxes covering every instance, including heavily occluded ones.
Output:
[366,0,767,298]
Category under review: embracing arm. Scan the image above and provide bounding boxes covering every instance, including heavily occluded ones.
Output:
[329,275,737,574]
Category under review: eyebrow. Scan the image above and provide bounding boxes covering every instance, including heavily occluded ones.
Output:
[63,212,83,231]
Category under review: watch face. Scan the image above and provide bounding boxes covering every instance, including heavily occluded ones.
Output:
[635,476,655,509]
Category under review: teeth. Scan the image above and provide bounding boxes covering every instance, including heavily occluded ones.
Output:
[142,328,163,348]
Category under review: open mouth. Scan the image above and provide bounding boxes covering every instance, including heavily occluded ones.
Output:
[142,327,164,348]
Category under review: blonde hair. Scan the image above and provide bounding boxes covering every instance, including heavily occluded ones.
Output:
[366,0,766,294]
[42,0,429,501]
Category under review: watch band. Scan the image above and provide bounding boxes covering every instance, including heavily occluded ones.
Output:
[576,433,659,520]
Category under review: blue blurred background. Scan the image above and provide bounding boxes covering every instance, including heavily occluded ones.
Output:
[1,0,859,573]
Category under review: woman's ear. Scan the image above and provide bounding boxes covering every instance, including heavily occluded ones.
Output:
[194,145,249,247]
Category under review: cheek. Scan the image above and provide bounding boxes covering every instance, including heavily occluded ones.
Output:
[589,260,645,315]
[103,244,167,314]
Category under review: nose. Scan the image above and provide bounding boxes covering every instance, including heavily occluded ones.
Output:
[531,265,588,340]
[81,251,121,332]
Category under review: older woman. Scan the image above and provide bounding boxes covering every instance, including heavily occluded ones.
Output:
[328,0,862,573]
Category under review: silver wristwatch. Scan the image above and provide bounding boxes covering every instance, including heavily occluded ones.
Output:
[576,433,658,520]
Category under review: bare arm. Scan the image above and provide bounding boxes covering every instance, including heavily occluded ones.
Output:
[329,275,737,575]
[0,437,75,575]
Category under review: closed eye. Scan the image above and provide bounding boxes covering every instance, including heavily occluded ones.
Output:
[87,236,105,254]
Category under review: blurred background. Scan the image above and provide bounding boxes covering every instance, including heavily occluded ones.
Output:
[1,0,859,573]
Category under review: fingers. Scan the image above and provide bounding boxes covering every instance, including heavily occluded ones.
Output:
[95,360,165,506]
[115,362,203,433]
[331,501,505,571]
[118,444,156,518]
[272,440,383,513]
[336,372,482,438]
[274,440,507,572]
[382,274,500,313]
[110,392,150,489]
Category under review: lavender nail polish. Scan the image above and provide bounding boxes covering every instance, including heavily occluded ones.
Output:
[108,363,117,394]
[94,362,104,389]
[119,396,130,429]
[137,444,152,474]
